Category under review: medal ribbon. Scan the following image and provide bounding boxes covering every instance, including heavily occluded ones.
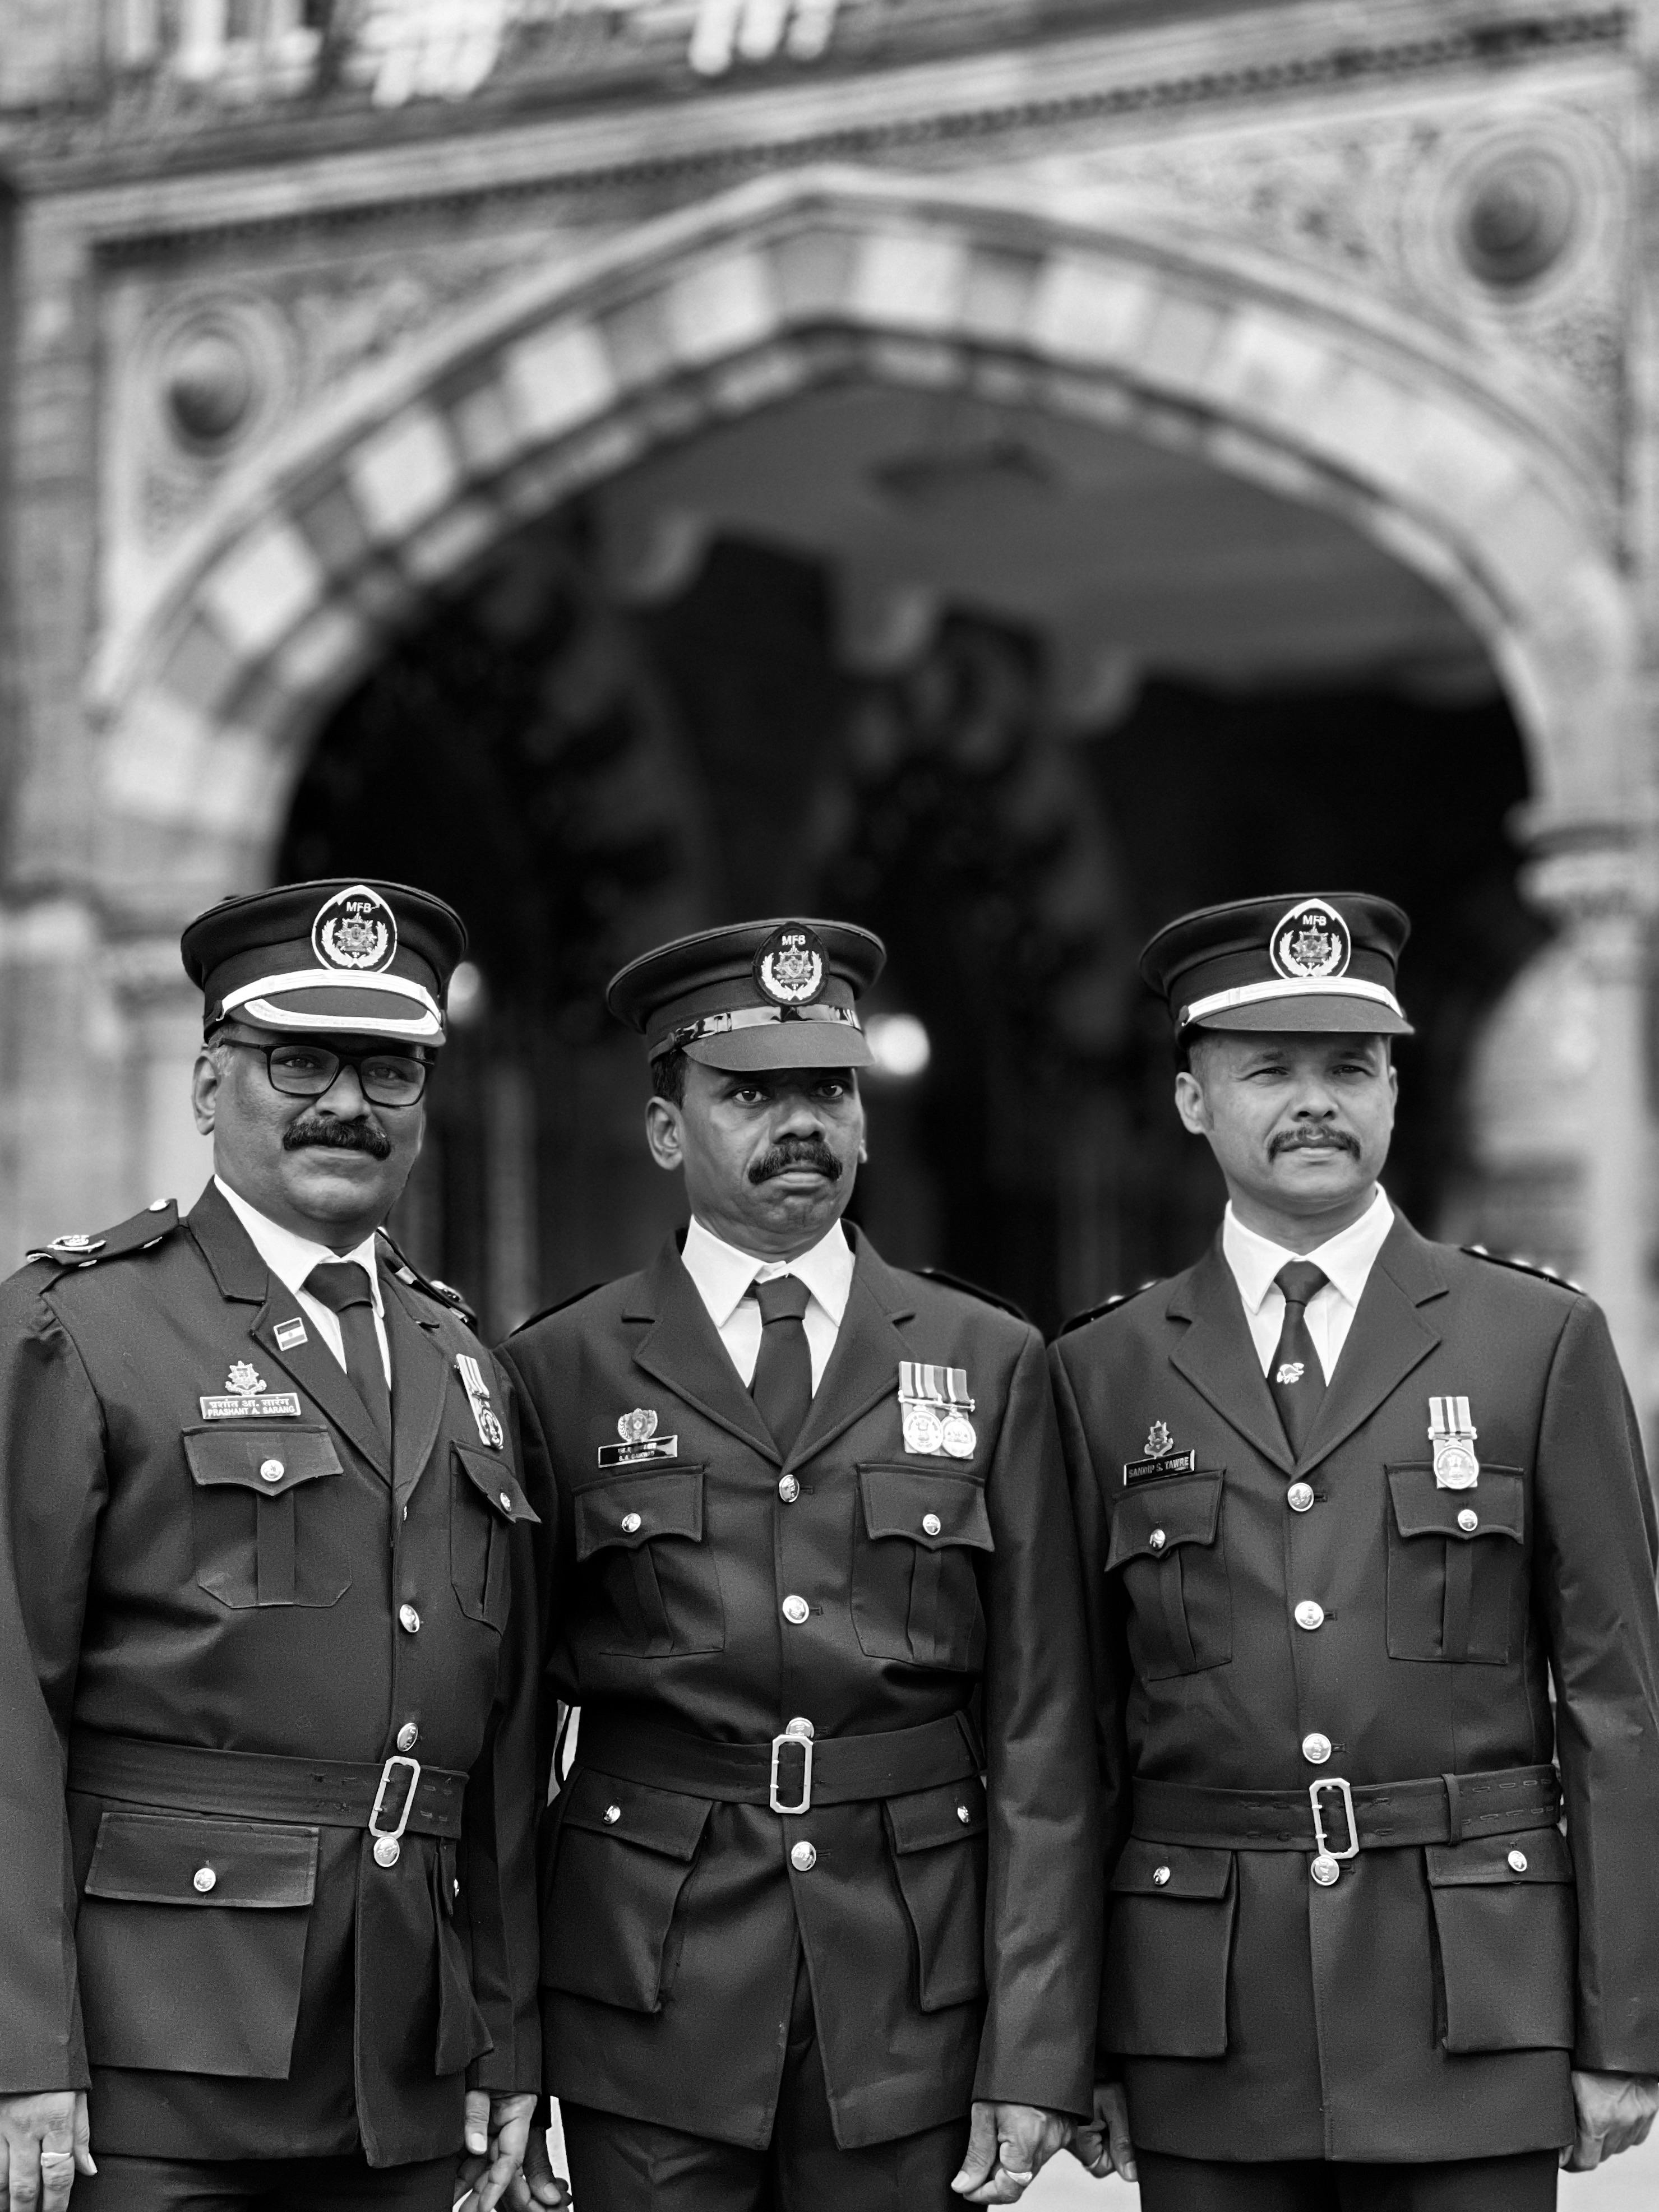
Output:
[1428,1396,1476,1441]
[898,1362,975,1411]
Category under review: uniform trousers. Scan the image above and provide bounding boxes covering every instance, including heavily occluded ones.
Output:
[68,2151,459,2212]
[561,1947,971,2211]
[1136,2148,1559,2211]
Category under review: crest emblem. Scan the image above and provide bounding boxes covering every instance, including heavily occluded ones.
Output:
[754,923,826,1007]
[1269,898,1351,983]
[618,1408,659,1445]
[1144,1420,1174,1459]
[312,883,398,974]
[228,1361,267,1397]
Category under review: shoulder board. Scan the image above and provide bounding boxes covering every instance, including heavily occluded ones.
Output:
[911,1267,1030,1325]
[26,1198,181,1271]
[375,1229,478,1325]
[1461,1244,1583,1293]
[509,1283,607,1336]
[1058,1279,1160,1338]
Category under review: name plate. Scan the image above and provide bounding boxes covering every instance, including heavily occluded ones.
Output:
[200,1394,303,1420]
[597,1435,679,1469]
[1122,1449,1196,1485]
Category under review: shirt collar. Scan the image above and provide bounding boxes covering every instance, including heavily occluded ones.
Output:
[214,1175,383,1312]
[1221,1186,1394,1313]
[681,1214,854,1329]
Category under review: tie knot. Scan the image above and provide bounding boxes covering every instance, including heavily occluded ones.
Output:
[752,1274,810,1325]
[1275,1260,1329,1311]
[304,1260,375,1315]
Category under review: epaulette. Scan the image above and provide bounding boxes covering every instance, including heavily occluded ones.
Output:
[510,1283,606,1335]
[376,1229,478,1325]
[26,1197,180,1270]
[912,1267,1030,1325]
[1057,1279,1159,1338]
[1461,1244,1583,1293]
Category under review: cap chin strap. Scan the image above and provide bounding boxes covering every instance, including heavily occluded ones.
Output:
[1179,976,1404,1026]
[217,969,443,1041]
[653,1003,862,1056]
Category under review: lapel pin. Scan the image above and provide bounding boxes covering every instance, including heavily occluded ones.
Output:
[275,1318,307,1352]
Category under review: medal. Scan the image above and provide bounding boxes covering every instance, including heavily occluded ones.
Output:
[898,1361,976,1457]
[903,1404,945,1454]
[456,1354,506,1450]
[1429,1396,1480,1489]
[940,1410,977,1458]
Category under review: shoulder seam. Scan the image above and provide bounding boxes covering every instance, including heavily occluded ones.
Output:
[1460,1244,1583,1293]
[909,1267,1030,1325]
[1057,1279,1161,1338]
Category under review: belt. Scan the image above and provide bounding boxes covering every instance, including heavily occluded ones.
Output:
[69,1729,468,1859]
[576,1709,982,1815]
[1133,1762,1559,1866]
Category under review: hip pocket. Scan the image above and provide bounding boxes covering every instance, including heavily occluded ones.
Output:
[1102,1838,1235,2057]
[1426,1826,1575,2051]
[1106,1473,1231,1679]
[884,1775,988,2010]
[542,1768,712,2012]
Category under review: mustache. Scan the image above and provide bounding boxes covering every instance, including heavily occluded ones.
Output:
[750,1137,844,1185]
[1270,1126,1359,1159]
[283,1111,393,1160]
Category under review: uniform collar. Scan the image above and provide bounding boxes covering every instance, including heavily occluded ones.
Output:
[1222,1184,1394,1315]
[213,1174,383,1313]
[681,1213,854,1330]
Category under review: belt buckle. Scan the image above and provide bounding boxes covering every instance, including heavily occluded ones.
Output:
[369,1753,422,1867]
[769,1725,814,1815]
[1309,1776,1358,1886]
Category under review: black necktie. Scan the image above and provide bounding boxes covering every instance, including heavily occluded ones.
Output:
[750,1276,812,1459]
[1270,1261,1329,1456]
[304,1261,392,1451]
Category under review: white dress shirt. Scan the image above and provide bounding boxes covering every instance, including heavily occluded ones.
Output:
[214,1175,392,1385]
[680,1215,854,1392]
[1221,1186,1394,1382]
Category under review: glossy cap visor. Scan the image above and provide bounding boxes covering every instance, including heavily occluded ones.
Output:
[219,970,444,1042]
[671,1006,874,1071]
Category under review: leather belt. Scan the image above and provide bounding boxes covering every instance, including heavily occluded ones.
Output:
[1131,1762,1559,1855]
[576,1709,982,1813]
[69,1729,467,1842]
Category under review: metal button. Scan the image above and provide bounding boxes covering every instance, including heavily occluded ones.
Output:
[922,1512,942,1537]
[791,1841,817,1872]
[498,1491,513,1513]
[1294,1600,1325,1632]
[373,1836,401,1868]
[787,1718,815,1740]
[259,1458,284,1482]
[396,1722,419,1753]
[399,1604,421,1634]
[621,1511,643,1534]
[956,1804,971,1824]
[192,1866,216,1894]
[782,1595,810,1626]
[1152,1866,1171,1887]
[1311,1854,1341,1886]
[1458,1509,1479,1533]
[1302,1733,1333,1766]
[603,1805,621,1826]
[1508,1849,1528,1873]
[1149,1528,1167,1553]
[778,1475,800,1503]
[1287,1482,1315,1513]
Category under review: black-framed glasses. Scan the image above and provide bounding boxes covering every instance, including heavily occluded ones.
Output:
[219,1039,430,1108]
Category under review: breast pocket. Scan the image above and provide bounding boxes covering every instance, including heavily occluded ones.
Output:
[1386,1466,1526,1663]
[451,1445,540,1630]
[852,1465,993,1671]
[573,1466,725,1656]
[1105,1471,1231,1678]
[184,1426,349,1609]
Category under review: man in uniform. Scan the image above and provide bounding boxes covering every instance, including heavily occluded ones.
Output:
[1055,892,1659,2209]
[0,880,556,2212]
[502,918,1099,2210]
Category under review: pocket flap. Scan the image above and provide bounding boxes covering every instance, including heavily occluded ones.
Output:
[1425,1825,1572,1887]
[885,1775,987,1853]
[1388,1465,1524,1544]
[85,1812,318,1908]
[182,1426,343,1498]
[1107,1473,1223,1570]
[574,1467,704,1558]
[857,1466,993,1552]
[1111,1837,1233,1900]
[561,1766,712,1861]
[454,1443,540,1525]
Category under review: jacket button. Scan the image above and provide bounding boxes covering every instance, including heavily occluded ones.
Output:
[1458,1509,1479,1533]
[1508,1848,1528,1873]
[1287,1482,1315,1512]
[778,1475,801,1503]
[192,1866,216,1894]
[956,1804,971,1824]
[1294,1600,1325,1632]
[498,1491,514,1513]
[259,1459,284,1483]
[791,1841,817,1872]
[621,1512,643,1533]
[399,1604,421,1634]
[922,1512,942,1537]
[373,1837,400,1868]
[1152,1866,1171,1886]
[1311,1854,1342,1886]
[396,1723,419,1752]
[782,1595,810,1625]
[1302,1733,1333,1765]
[786,1717,815,1740]
[603,1805,621,1825]
[1148,1528,1167,1553]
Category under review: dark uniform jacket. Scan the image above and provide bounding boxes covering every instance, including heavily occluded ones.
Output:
[1051,1211,1659,2165]
[0,1182,543,2167]
[501,1228,1099,2152]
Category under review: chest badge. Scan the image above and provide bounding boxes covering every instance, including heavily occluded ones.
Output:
[1429,1396,1480,1489]
[598,1406,680,1469]
[898,1362,977,1457]
[200,1359,302,1420]
[455,1354,506,1450]
[1123,1419,1196,1485]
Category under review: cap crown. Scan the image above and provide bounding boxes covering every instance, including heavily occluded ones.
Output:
[608,917,886,1072]
[1140,891,1412,1035]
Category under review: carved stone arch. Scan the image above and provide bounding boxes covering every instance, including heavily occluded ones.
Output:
[92,163,1633,922]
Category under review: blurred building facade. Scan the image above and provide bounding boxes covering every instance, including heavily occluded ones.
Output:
[0,1,1654,1387]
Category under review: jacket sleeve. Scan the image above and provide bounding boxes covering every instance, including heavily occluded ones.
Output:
[1533,1294,1659,2075]
[972,1325,1101,2120]
[459,1350,549,2095]
[0,1280,107,2093]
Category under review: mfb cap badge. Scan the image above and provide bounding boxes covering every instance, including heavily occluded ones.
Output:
[313,883,398,974]
[1269,898,1351,982]
[754,924,826,1007]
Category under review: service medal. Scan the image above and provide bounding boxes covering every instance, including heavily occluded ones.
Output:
[940,1410,977,1459]
[903,1403,945,1455]
[1429,1395,1480,1489]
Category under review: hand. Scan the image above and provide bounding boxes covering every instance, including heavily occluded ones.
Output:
[0,2091,95,2212]
[951,2101,1069,2203]
[1563,2070,1659,2171]
[1071,2081,1137,2184]
[505,2116,570,2212]
[455,2094,567,2212]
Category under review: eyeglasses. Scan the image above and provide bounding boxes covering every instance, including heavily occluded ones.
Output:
[219,1039,430,1108]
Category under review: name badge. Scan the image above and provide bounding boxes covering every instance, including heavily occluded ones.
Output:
[200,1394,302,1419]
[1123,1449,1196,1484]
[598,1436,679,1469]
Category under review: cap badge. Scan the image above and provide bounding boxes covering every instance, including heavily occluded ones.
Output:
[1270,899,1351,982]
[754,924,826,1007]
[313,883,398,975]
